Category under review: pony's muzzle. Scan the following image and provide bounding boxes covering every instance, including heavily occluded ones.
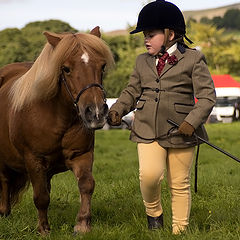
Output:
[83,103,108,129]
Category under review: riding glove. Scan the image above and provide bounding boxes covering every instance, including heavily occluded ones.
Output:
[178,121,195,136]
[107,110,122,126]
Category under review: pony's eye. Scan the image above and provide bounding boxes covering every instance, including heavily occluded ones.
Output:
[102,64,106,72]
[62,66,70,74]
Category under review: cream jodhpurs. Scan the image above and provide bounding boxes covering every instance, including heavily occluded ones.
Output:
[137,141,195,233]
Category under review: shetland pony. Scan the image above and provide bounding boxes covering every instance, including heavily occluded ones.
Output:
[0,26,114,235]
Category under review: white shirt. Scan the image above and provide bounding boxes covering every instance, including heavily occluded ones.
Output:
[156,43,177,65]
[167,43,177,56]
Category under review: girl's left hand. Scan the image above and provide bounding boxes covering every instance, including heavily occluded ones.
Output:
[178,121,195,136]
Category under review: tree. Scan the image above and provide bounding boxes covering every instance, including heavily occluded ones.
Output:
[103,26,145,97]
[21,20,78,61]
[223,9,240,30]
[212,16,224,29]
[188,22,240,74]
[103,35,129,62]
[1,19,240,97]
[0,20,78,67]
[200,17,212,25]
[0,28,29,66]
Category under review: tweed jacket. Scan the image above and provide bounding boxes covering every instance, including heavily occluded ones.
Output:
[110,44,216,148]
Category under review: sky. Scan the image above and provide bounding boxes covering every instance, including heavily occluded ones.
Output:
[0,0,239,32]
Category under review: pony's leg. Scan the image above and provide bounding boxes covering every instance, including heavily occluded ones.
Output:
[70,151,95,234]
[47,175,52,194]
[0,174,10,216]
[25,156,50,235]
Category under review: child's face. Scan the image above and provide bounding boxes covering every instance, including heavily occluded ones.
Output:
[143,30,165,56]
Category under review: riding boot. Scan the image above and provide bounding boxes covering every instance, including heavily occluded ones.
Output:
[147,214,163,230]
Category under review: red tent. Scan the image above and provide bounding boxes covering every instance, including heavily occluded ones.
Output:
[212,75,240,88]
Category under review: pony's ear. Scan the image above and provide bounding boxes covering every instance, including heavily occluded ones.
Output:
[43,31,62,47]
[90,26,101,38]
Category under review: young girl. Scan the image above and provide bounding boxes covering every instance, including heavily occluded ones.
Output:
[108,0,216,234]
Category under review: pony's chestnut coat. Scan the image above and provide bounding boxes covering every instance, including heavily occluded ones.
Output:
[0,27,114,235]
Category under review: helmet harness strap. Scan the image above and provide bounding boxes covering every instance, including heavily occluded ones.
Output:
[158,28,183,56]
[159,28,169,56]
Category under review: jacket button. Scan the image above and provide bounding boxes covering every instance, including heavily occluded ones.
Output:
[155,88,160,93]
[155,98,158,102]
[156,79,160,83]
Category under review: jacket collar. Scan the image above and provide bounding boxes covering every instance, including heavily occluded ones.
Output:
[167,43,178,55]
[146,43,185,77]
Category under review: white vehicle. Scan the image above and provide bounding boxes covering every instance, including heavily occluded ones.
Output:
[103,98,135,130]
[210,87,240,123]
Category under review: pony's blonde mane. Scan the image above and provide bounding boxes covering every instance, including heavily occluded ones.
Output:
[10,32,114,111]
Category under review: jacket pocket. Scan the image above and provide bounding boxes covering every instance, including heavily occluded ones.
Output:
[136,100,146,110]
[174,103,194,114]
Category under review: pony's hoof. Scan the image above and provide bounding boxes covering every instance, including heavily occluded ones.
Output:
[38,229,50,236]
[73,223,91,234]
[0,207,11,217]
[0,211,10,217]
[38,225,50,236]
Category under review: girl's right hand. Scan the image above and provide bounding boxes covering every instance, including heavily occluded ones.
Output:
[107,111,122,126]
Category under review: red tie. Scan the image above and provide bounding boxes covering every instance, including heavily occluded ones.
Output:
[156,52,169,75]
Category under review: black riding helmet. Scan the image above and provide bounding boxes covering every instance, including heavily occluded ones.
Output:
[130,0,192,44]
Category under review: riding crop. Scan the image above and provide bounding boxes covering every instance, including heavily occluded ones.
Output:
[167,119,240,164]
[168,119,240,192]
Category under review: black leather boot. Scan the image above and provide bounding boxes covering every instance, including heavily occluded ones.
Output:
[147,214,163,230]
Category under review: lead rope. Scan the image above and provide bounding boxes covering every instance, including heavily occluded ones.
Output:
[124,118,201,193]
[194,140,200,193]
[121,119,171,141]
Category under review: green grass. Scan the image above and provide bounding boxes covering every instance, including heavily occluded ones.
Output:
[0,123,239,239]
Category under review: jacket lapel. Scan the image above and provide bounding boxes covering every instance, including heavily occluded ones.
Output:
[146,55,158,77]
[160,48,184,78]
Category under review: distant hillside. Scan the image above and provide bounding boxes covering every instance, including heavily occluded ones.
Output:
[183,2,240,21]
[103,29,128,36]
[105,2,240,36]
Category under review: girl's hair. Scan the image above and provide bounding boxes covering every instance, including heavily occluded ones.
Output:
[173,31,189,48]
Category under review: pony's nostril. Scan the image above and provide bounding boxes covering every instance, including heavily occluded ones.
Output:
[85,106,91,114]
[85,106,93,121]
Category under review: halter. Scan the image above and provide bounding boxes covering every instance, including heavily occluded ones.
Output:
[60,70,106,115]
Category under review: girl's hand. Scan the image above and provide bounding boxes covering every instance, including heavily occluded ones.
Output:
[178,121,195,136]
[107,111,122,126]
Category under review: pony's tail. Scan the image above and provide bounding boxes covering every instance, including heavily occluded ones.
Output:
[8,170,30,206]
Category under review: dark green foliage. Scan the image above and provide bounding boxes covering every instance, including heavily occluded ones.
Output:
[21,20,77,61]
[103,35,129,62]
[101,32,145,97]
[23,19,77,33]
[0,20,78,66]
[200,8,240,30]
[0,28,29,66]
[212,16,224,29]
[200,17,212,25]
[1,18,240,97]
[103,47,139,98]
[223,9,240,30]
[188,21,240,76]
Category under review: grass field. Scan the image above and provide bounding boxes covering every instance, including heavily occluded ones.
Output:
[0,122,239,240]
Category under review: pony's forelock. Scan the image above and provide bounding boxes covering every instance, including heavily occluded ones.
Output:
[76,33,114,70]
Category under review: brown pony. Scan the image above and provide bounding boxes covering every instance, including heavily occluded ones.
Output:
[0,27,114,235]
